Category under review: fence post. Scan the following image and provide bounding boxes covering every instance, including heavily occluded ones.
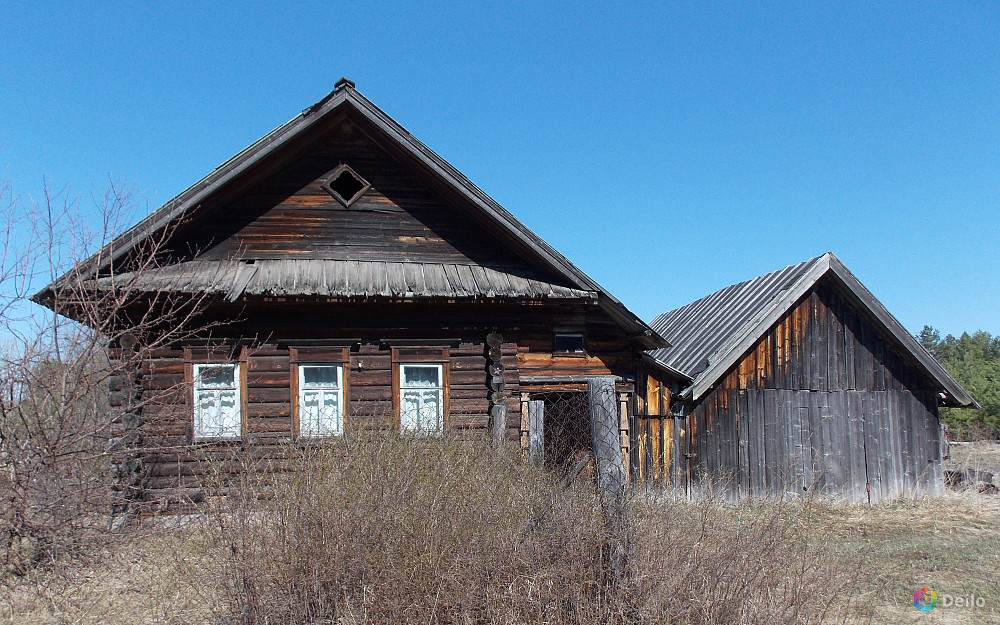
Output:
[588,376,634,587]
[528,400,545,468]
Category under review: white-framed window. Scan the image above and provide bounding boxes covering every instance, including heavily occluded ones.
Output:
[399,363,444,433]
[193,363,241,440]
[298,364,344,437]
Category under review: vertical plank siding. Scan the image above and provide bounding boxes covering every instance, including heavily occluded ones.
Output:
[668,279,944,502]
[631,369,677,489]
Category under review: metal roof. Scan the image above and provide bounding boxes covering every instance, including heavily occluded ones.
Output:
[649,256,820,379]
[33,80,666,349]
[90,259,596,302]
[648,253,977,408]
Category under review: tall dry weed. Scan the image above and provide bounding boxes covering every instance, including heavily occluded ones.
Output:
[212,435,865,624]
[633,496,870,624]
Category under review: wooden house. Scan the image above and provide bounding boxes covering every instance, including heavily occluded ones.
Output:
[639,253,977,502]
[33,79,680,511]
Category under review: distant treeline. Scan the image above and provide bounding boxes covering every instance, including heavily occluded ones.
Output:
[918,327,999,440]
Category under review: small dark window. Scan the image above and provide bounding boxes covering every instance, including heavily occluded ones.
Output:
[554,333,585,354]
[321,164,371,208]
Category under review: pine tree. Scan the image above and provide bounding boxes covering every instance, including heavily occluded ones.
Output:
[919,325,1000,439]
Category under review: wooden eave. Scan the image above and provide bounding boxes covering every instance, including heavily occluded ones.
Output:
[84,259,599,302]
[32,81,666,350]
[640,352,692,385]
[676,253,977,408]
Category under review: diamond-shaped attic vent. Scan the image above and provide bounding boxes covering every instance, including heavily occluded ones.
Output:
[321,164,370,208]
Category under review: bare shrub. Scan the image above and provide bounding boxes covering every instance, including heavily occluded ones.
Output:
[0,178,212,578]
[212,435,608,624]
[214,435,865,625]
[634,497,870,624]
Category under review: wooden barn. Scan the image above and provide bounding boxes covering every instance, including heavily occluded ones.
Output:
[33,79,681,512]
[639,253,977,502]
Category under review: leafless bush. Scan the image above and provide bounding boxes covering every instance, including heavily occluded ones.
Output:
[0,178,211,578]
[211,435,606,624]
[636,496,870,624]
[214,435,866,624]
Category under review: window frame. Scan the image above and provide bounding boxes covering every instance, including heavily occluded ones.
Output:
[398,363,445,433]
[320,163,371,208]
[191,361,243,442]
[296,363,346,437]
[391,347,449,434]
[289,346,350,439]
[553,332,586,355]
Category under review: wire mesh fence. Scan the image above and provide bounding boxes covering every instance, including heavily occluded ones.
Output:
[531,391,594,476]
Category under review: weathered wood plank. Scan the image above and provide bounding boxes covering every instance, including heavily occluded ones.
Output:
[763,389,781,494]
[528,400,544,467]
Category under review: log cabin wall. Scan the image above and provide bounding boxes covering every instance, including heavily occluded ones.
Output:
[683,278,944,502]
[109,300,653,512]
[516,308,635,381]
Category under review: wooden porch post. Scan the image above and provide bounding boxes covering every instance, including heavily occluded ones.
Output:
[619,392,630,483]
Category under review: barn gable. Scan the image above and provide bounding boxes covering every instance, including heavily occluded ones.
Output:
[649,252,975,407]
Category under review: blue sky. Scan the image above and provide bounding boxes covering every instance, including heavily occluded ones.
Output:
[2,1,998,337]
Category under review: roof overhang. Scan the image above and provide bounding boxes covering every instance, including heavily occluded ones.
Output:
[85,259,599,302]
[640,352,693,384]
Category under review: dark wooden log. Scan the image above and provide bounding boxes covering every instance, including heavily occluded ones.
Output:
[487,330,507,448]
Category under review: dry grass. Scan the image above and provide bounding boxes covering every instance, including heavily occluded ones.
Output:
[3,440,998,624]
[854,440,1000,624]
[829,491,1000,624]
[947,440,1000,476]
[0,522,222,625]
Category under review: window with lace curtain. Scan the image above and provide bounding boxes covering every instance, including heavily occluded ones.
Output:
[399,363,443,433]
[193,363,242,440]
[298,364,344,437]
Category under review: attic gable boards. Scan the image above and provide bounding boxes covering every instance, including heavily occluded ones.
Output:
[160,112,551,280]
[715,276,940,397]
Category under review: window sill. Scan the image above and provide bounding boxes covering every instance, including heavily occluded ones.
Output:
[553,351,589,359]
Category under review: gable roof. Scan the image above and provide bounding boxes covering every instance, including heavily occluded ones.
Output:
[33,79,666,350]
[648,252,977,407]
